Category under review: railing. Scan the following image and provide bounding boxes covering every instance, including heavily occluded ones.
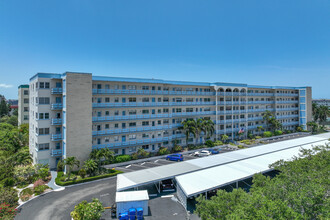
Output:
[276,108,299,111]
[275,93,299,97]
[247,109,274,113]
[51,134,62,141]
[51,149,62,156]
[248,117,264,121]
[92,101,216,108]
[92,89,215,96]
[92,134,186,149]
[276,100,299,104]
[247,101,275,104]
[276,114,299,119]
[217,92,247,96]
[92,111,216,122]
[92,124,182,136]
[51,103,63,110]
[247,93,275,96]
[51,118,62,125]
[282,121,299,126]
[51,88,63,94]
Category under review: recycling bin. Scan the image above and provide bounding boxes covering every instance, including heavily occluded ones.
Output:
[128,208,136,220]
[136,207,143,220]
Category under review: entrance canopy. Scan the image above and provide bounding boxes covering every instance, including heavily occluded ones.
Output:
[117,134,329,191]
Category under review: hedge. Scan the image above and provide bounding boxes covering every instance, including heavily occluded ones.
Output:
[55,170,123,186]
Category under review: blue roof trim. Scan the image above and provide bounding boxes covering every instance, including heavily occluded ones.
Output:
[247,85,308,90]
[30,73,62,81]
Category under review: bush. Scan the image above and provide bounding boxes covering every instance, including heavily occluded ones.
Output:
[57,160,64,172]
[263,131,273,138]
[296,126,303,132]
[0,203,17,219]
[214,140,223,146]
[20,188,33,196]
[255,136,262,139]
[71,198,104,220]
[274,130,283,136]
[172,145,182,153]
[114,155,131,163]
[38,168,50,181]
[131,153,138,160]
[158,147,170,155]
[3,177,15,187]
[55,170,123,186]
[237,145,245,149]
[0,187,18,206]
[78,169,87,179]
[33,179,46,188]
[205,140,214,148]
[34,185,49,195]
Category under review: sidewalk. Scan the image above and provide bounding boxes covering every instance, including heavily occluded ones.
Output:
[47,171,64,191]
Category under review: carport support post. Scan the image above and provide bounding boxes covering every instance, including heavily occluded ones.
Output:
[205,192,207,200]
[236,181,238,189]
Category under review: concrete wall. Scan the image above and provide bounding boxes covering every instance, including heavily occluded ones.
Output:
[64,73,92,168]
[18,86,29,125]
[306,87,312,123]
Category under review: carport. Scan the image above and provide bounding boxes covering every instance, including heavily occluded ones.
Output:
[175,138,329,209]
[116,134,329,193]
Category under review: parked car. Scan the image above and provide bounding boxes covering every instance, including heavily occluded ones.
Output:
[209,149,220,154]
[194,150,211,157]
[160,179,175,191]
[166,154,183,161]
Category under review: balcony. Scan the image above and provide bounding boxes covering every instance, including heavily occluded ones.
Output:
[51,103,63,110]
[247,109,274,113]
[247,93,275,96]
[51,149,62,156]
[282,121,299,126]
[51,118,62,125]
[248,117,264,121]
[217,92,247,96]
[276,114,299,119]
[92,102,216,108]
[276,107,299,111]
[51,134,62,141]
[276,100,299,104]
[92,134,186,150]
[275,93,299,97]
[92,89,215,96]
[247,101,275,104]
[51,88,63,94]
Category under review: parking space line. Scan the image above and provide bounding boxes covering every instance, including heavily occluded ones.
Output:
[125,165,131,168]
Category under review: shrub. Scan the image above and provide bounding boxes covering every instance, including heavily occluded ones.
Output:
[71,198,104,220]
[34,185,49,195]
[114,155,131,163]
[263,131,273,138]
[0,203,17,219]
[20,188,33,196]
[229,142,236,146]
[248,133,254,139]
[237,145,245,149]
[274,130,283,136]
[20,194,31,202]
[255,136,262,139]
[158,147,169,155]
[172,145,182,153]
[55,170,123,186]
[3,177,15,187]
[0,187,18,206]
[38,167,50,181]
[131,153,138,160]
[57,160,64,172]
[78,169,87,179]
[214,140,223,146]
[205,140,214,148]
[296,126,303,132]
[33,179,46,188]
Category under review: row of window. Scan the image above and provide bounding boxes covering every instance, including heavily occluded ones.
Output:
[36,128,50,135]
[94,97,212,103]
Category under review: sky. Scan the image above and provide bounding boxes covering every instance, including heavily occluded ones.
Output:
[0,0,330,99]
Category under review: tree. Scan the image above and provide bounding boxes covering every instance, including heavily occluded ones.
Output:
[312,103,320,122]
[70,198,104,220]
[307,121,319,134]
[179,119,197,145]
[202,119,215,139]
[83,159,97,176]
[0,115,18,126]
[195,144,330,219]
[0,98,9,117]
[221,134,229,143]
[262,110,273,131]
[257,126,264,134]
[63,157,80,179]
[137,148,149,158]
[318,105,330,126]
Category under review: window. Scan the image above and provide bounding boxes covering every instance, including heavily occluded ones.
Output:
[24,98,29,103]
[163,108,169,113]
[142,97,149,102]
[105,137,109,142]
[186,98,193,102]
[163,119,169,124]
[129,134,136,140]
[105,111,110,116]
[24,90,29,95]
[45,113,49,119]
[115,124,119,128]
[24,107,28,112]
[128,85,136,90]
[158,120,161,125]
[105,97,110,103]
[186,108,193,112]
[129,97,136,102]
[105,124,109,129]
[38,97,50,104]
[39,143,50,151]
[38,128,49,135]
[39,113,44,119]
[142,86,149,90]
[115,98,119,103]
[163,97,169,102]
[39,82,44,88]
[142,133,149,138]
[105,84,110,89]
[129,122,136,127]
[114,111,119,116]
[24,115,29,120]
[45,82,50,88]
[142,121,149,126]
[129,110,136,115]
[142,109,149,114]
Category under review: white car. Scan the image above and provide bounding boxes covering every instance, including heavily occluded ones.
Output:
[194,150,211,157]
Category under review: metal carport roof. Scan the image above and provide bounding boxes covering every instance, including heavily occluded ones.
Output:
[117,133,330,191]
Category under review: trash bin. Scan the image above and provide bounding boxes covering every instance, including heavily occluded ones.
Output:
[136,207,143,220]
[128,208,136,220]
[119,212,129,220]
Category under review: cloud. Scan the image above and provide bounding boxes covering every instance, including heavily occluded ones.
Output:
[0,84,13,88]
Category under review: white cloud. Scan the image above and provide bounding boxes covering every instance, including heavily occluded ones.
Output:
[0,84,13,88]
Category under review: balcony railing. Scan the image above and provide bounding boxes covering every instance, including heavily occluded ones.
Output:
[217,92,247,96]
[92,111,216,122]
[92,124,182,136]
[276,107,299,111]
[248,117,264,121]
[51,103,63,110]
[92,101,216,108]
[247,93,275,96]
[275,93,299,97]
[247,101,275,104]
[51,134,62,141]
[51,88,63,94]
[92,89,215,96]
[276,100,299,104]
[282,121,299,126]
[51,118,62,125]
[92,134,186,149]
[276,114,299,119]
[247,109,274,113]
[51,149,62,156]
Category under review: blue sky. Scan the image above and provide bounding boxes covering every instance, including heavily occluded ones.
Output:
[0,0,329,99]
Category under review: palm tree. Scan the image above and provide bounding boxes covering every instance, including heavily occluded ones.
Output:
[179,119,197,145]
[63,156,80,180]
[312,103,320,122]
[221,134,229,143]
[318,105,330,126]
[137,148,148,158]
[257,126,264,134]
[307,121,319,134]
[263,110,273,131]
[83,159,98,176]
[90,148,115,171]
[202,119,215,140]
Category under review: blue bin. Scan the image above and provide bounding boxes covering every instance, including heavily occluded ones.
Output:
[128,208,136,220]
[136,207,143,220]
[119,212,129,220]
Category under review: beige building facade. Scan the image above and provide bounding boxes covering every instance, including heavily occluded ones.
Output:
[18,84,29,125]
[29,72,312,169]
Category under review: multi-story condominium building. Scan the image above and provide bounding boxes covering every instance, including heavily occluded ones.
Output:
[313,99,330,107]
[29,72,312,169]
[18,84,30,125]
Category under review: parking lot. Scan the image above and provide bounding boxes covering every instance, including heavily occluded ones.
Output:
[114,149,232,173]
